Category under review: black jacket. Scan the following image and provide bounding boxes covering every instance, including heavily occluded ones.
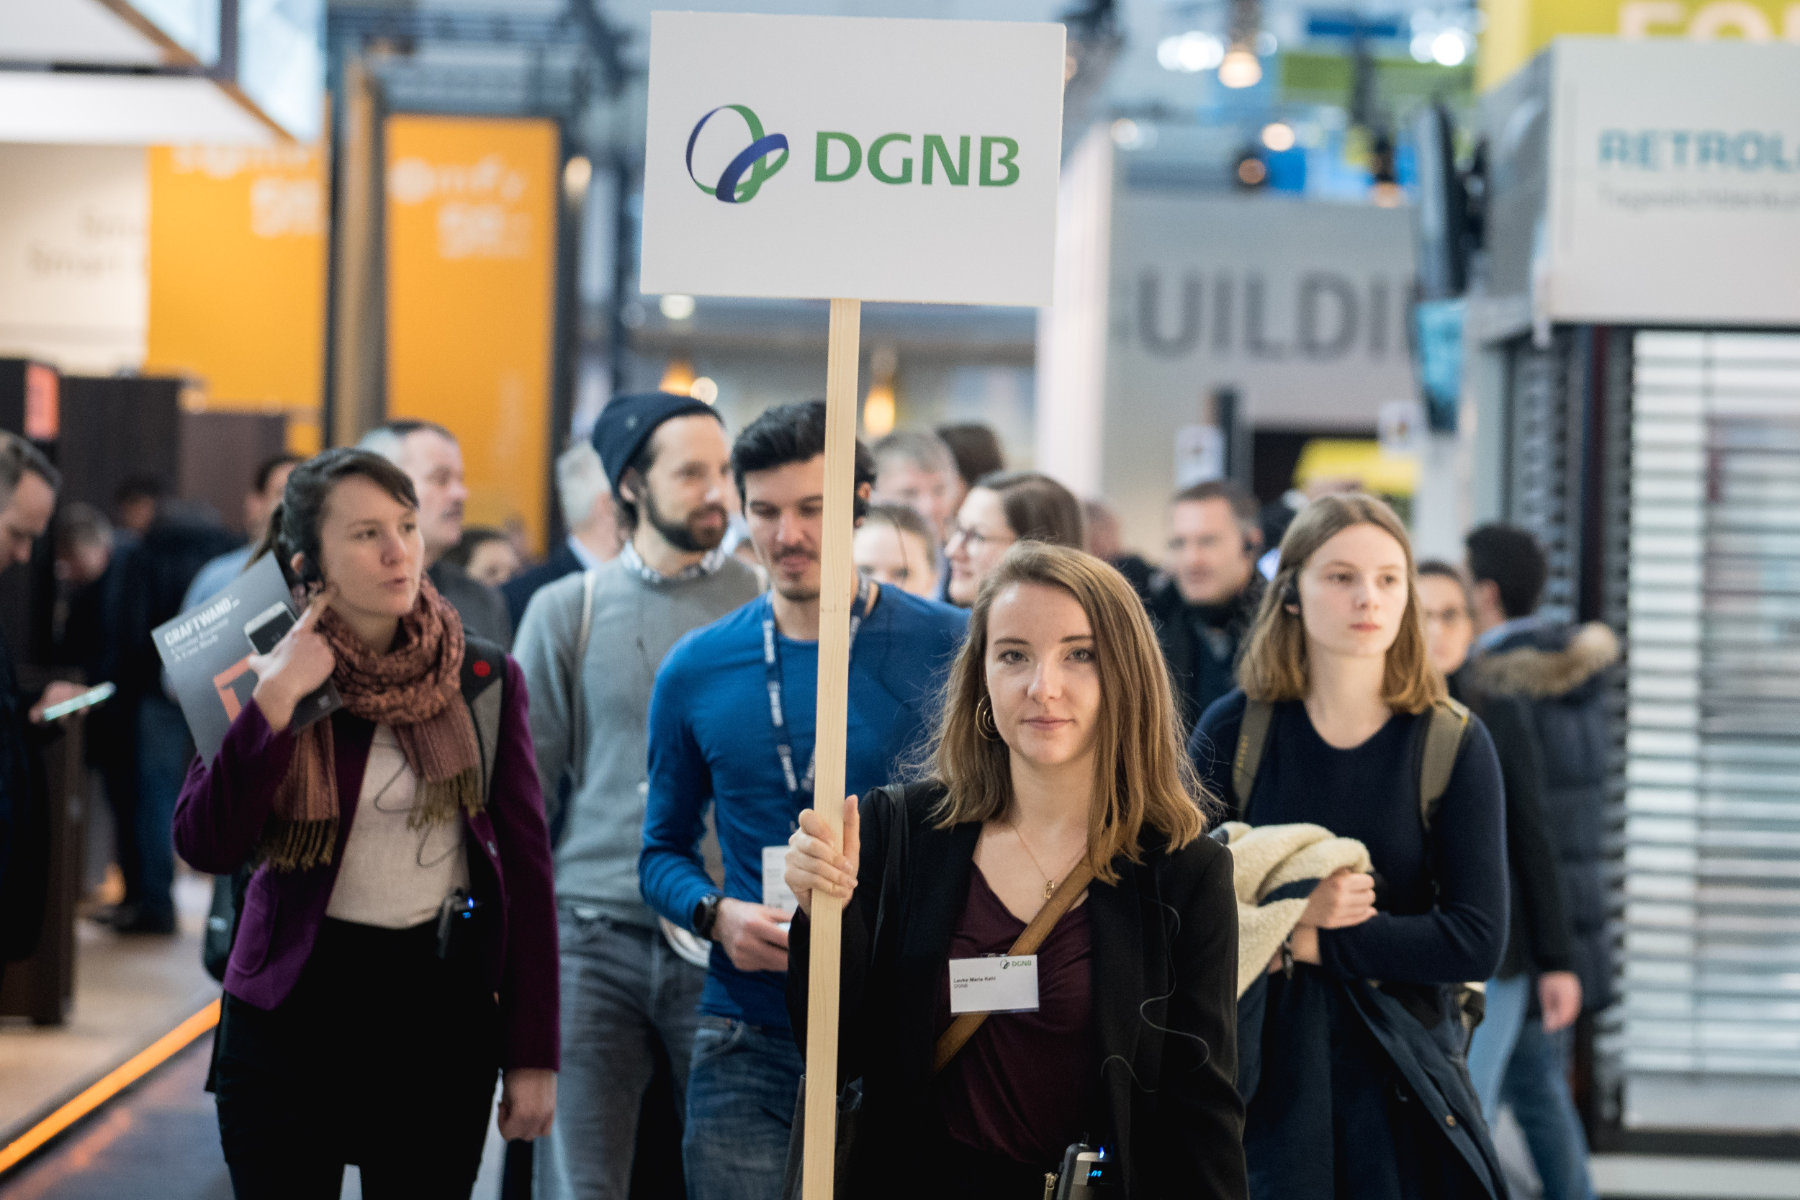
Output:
[1448,666,1574,981]
[501,541,583,630]
[1146,575,1265,738]
[428,559,514,649]
[788,783,1247,1200]
[0,621,49,963]
[1471,621,1620,1010]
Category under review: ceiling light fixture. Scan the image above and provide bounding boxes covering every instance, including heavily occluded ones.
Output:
[1218,45,1262,89]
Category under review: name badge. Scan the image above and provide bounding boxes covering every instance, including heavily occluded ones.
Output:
[762,845,798,913]
[948,955,1040,1015]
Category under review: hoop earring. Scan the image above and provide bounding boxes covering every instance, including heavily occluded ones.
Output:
[975,695,1000,742]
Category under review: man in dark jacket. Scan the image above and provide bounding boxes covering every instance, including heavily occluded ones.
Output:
[1465,525,1618,1200]
[0,435,83,968]
[102,499,239,933]
[1145,480,1265,736]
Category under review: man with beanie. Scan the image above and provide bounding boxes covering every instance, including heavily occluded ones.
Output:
[515,393,762,1200]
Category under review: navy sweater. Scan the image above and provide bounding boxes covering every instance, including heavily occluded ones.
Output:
[1190,691,1508,986]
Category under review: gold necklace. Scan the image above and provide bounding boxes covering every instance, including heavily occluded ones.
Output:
[1010,823,1080,899]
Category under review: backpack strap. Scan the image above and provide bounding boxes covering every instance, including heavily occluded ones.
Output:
[1419,697,1471,828]
[1233,699,1275,816]
[460,635,508,800]
[567,568,599,792]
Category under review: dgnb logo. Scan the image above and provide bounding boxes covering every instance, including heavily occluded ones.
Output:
[687,105,789,204]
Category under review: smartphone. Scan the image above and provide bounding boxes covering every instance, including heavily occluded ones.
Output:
[244,602,296,655]
[241,601,342,731]
[37,681,117,723]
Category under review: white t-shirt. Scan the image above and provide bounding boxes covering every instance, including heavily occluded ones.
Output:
[325,725,470,928]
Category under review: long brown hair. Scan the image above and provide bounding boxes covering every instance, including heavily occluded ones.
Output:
[1236,493,1445,713]
[924,542,1210,882]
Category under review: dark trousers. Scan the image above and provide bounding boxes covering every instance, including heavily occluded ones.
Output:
[213,917,501,1199]
[131,693,188,919]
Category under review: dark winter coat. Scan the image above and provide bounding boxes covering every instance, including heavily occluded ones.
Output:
[788,783,1247,1200]
[1146,574,1265,737]
[1471,621,1620,1010]
[1448,667,1575,981]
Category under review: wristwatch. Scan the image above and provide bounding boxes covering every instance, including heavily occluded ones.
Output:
[691,894,723,940]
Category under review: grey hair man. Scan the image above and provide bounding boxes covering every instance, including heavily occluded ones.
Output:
[359,419,512,647]
[514,393,762,1199]
[869,429,961,547]
[502,440,622,630]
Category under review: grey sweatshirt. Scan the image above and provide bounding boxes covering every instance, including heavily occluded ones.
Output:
[513,554,762,925]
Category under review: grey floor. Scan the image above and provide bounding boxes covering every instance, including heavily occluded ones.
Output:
[1,1029,510,1200]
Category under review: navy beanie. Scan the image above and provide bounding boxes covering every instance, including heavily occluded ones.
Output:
[590,392,719,492]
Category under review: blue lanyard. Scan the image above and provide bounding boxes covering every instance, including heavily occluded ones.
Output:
[762,575,874,805]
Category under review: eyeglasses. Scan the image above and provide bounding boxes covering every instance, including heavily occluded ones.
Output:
[947,524,1016,552]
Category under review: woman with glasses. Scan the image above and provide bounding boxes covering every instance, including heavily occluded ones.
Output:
[944,471,1085,607]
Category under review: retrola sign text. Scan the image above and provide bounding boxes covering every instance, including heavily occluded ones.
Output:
[641,12,1064,305]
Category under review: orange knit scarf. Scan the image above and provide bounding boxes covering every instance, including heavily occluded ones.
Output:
[260,575,482,871]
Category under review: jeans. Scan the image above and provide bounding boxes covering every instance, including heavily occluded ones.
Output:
[536,909,706,1200]
[1467,973,1530,1117]
[682,1017,804,1200]
[134,693,191,920]
[1466,974,1596,1200]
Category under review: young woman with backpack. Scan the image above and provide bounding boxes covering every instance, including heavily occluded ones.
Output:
[173,448,559,1198]
[1187,493,1509,1200]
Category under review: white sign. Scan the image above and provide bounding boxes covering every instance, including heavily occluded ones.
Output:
[0,143,148,374]
[640,12,1064,306]
[1544,38,1800,325]
[1099,194,1417,551]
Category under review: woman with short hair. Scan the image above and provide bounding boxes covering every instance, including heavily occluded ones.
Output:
[944,471,1086,607]
[785,541,1246,1199]
[1190,494,1509,1200]
[173,448,558,1198]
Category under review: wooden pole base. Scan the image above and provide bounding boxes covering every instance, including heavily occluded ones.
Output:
[800,296,861,1200]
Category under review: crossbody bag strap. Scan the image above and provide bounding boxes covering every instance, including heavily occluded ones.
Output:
[568,568,598,790]
[931,858,1098,1076]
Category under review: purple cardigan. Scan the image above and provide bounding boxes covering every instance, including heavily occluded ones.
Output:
[173,656,560,1072]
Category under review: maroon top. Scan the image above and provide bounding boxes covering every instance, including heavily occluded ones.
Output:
[171,655,560,1072]
[935,866,1094,1167]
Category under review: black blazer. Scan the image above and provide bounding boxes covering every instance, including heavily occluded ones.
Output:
[789,783,1247,1200]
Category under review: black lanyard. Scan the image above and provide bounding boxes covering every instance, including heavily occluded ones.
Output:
[762,575,874,805]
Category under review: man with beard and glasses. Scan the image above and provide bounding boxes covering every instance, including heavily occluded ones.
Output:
[515,393,763,1200]
[640,401,966,1200]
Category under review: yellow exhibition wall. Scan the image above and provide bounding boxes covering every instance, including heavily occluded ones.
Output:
[1479,0,1800,89]
[145,144,327,453]
[384,115,558,555]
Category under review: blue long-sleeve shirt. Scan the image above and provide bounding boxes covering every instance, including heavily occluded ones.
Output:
[641,586,967,1029]
[1190,690,1507,985]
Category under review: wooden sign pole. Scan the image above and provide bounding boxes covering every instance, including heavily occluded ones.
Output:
[801,297,861,1200]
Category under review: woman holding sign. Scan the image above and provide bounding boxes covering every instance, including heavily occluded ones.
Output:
[172,448,558,1199]
[785,542,1246,1198]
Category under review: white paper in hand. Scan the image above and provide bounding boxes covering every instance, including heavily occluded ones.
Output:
[762,845,798,914]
